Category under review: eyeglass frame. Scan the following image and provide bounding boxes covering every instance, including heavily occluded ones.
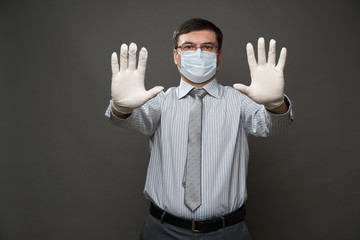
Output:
[175,42,219,53]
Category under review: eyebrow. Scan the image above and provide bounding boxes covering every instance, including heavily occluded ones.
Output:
[182,41,195,45]
[182,41,215,45]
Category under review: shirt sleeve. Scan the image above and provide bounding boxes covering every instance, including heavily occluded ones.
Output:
[241,94,294,137]
[104,92,163,136]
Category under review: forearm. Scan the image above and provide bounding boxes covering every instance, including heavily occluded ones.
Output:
[265,96,293,136]
[242,95,293,137]
[105,97,161,136]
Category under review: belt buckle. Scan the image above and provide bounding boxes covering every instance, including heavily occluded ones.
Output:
[192,220,201,233]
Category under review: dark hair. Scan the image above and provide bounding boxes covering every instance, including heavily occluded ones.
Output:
[173,18,223,50]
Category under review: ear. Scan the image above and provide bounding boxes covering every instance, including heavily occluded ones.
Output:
[217,50,222,63]
[217,49,222,67]
[173,49,179,65]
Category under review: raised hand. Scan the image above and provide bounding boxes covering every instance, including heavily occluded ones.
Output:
[111,43,164,114]
[233,38,287,110]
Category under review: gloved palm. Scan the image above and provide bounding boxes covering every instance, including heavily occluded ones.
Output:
[233,38,287,109]
[111,43,163,114]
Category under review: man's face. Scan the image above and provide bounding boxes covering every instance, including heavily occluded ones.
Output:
[173,29,222,82]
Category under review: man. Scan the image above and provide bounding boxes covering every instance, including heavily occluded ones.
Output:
[105,18,293,239]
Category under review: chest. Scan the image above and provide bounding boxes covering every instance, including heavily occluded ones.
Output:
[160,96,242,139]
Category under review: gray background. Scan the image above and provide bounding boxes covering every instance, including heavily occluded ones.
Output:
[1,0,359,239]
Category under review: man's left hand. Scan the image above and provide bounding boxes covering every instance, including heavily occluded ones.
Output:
[233,37,287,110]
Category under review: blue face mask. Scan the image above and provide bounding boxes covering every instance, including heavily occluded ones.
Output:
[180,49,217,84]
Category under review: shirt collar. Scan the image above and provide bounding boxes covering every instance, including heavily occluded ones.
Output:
[178,78,220,99]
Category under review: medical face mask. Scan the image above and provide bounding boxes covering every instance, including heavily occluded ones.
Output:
[180,49,217,84]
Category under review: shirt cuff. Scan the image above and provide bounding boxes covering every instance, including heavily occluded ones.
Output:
[105,100,135,122]
[266,95,294,121]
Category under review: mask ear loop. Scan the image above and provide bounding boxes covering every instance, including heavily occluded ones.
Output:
[175,48,181,72]
[215,50,220,72]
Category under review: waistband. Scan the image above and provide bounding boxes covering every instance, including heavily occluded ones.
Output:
[150,203,246,233]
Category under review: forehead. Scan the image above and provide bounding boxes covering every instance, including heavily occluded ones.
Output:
[177,29,217,45]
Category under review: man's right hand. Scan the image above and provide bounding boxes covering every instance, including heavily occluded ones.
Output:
[111,43,164,114]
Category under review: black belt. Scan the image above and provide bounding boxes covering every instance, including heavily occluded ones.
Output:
[150,203,246,233]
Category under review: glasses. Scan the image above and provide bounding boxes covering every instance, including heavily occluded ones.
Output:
[176,43,219,52]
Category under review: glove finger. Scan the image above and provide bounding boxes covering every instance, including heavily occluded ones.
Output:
[268,39,276,66]
[120,44,128,71]
[276,47,287,71]
[111,52,119,76]
[257,37,266,65]
[138,47,148,74]
[145,86,164,99]
[128,42,137,70]
[246,43,257,71]
[233,83,249,95]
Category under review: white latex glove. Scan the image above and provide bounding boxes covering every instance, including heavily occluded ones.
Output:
[111,43,164,114]
[233,38,287,110]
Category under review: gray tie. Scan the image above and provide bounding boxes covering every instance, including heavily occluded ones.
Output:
[183,88,207,211]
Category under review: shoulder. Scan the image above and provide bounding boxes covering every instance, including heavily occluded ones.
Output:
[220,85,244,100]
[154,86,179,105]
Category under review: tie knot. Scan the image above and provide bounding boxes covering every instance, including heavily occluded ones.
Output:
[190,88,207,99]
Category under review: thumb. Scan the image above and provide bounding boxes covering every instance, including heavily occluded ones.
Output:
[145,86,164,99]
[233,83,249,95]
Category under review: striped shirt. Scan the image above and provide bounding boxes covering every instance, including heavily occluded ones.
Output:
[105,78,293,220]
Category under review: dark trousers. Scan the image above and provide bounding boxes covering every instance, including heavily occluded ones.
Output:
[140,214,251,240]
